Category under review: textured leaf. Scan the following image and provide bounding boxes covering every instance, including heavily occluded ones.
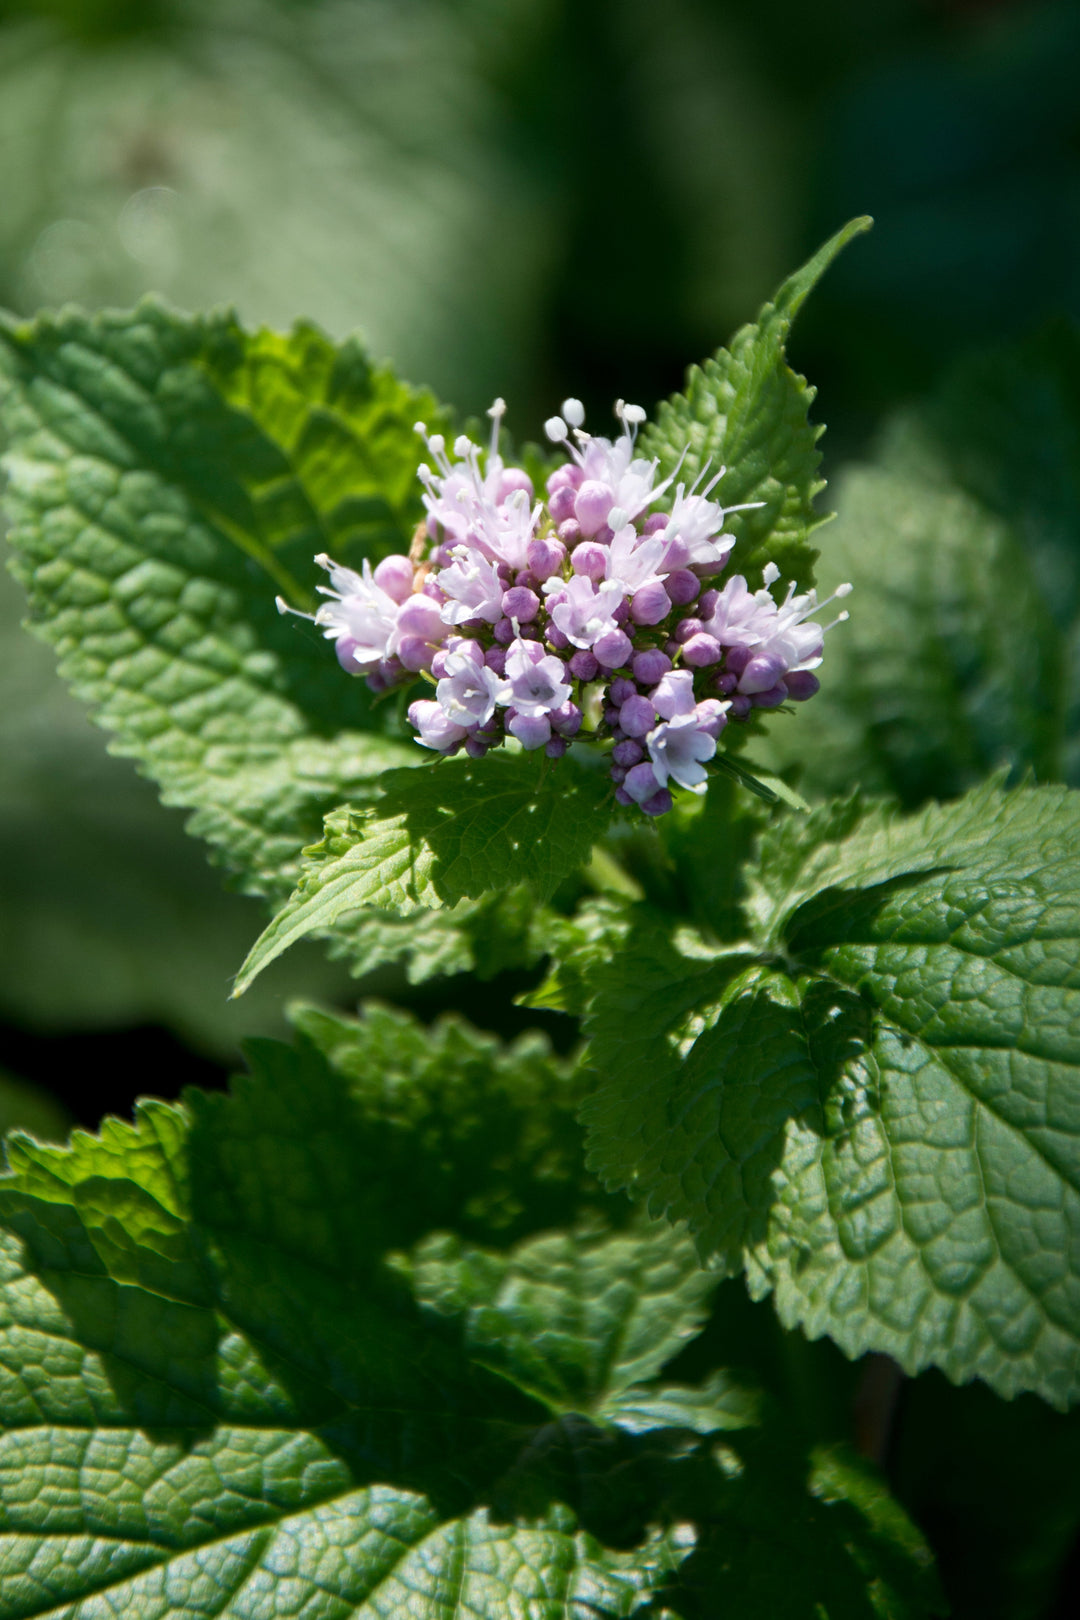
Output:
[235,754,614,993]
[0,1001,940,1618]
[639,216,871,591]
[0,301,432,903]
[583,780,1080,1405]
[759,321,1080,804]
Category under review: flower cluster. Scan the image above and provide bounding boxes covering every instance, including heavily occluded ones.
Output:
[282,398,850,817]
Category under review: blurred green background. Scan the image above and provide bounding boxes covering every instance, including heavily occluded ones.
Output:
[4,0,1080,1111]
[1,5,1080,1614]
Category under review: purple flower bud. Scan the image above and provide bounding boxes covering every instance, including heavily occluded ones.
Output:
[571,541,608,582]
[595,524,615,545]
[518,622,542,640]
[527,536,566,580]
[548,625,570,650]
[494,617,515,645]
[485,646,507,676]
[545,736,568,758]
[612,597,631,626]
[497,467,533,503]
[783,671,821,701]
[575,480,615,536]
[698,588,719,618]
[515,569,539,591]
[508,712,552,749]
[619,694,657,738]
[682,632,723,668]
[641,512,669,534]
[502,585,540,621]
[752,684,788,709]
[615,785,634,806]
[724,644,752,676]
[465,737,488,758]
[548,483,578,524]
[624,761,661,803]
[740,652,787,693]
[568,649,599,681]
[398,634,437,671]
[610,677,637,704]
[372,554,415,602]
[674,617,704,645]
[557,519,583,547]
[431,647,453,678]
[611,764,627,786]
[603,705,622,727]
[547,463,583,493]
[664,569,700,607]
[665,639,681,658]
[641,788,674,818]
[551,701,582,737]
[594,628,633,669]
[632,648,672,685]
[630,580,671,625]
[366,667,389,694]
[712,672,738,695]
[728,693,752,719]
[335,635,361,673]
[612,738,644,767]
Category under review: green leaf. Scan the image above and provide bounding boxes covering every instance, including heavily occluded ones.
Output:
[583,779,1080,1406]
[639,216,871,592]
[759,320,1080,805]
[235,753,614,994]
[0,301,434,902]
[0,1001,939,1618]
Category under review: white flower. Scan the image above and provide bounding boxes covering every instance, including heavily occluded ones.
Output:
[647,712,717,793]
[604,524,667,595]
[438,548,505,626]
[311,554,401,672]
[436,645,508,727]
[501,638,572,717]
[543,574,625,649]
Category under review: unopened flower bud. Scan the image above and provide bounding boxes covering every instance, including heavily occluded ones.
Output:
[682,632,723,667]
[494,617,516,645]
[548,483,577,524]
[557,519,583,548]
[465,737,488,758]
[527,536,566,580]
[545,736,568,758]
[612,738,644,767]
[568,649,599,682]
[724,645,752,676]
[497,468,533,503]
[619,694,656,738]
[698,588,719,618]
[783,671,820,701]
[398,635,437,671]
[550,701,582,737]
[548,625,570,649]
[485,647,507,676]
[594,628,633,669]
[396,594,444,639]
[661,533,692,570]
[508,712,551,749]
[335,635,362,673]
[728,693,752,719]
[752,684,788,709]
[502,585,540,621]
[740,652,787,693]
[664,569,700,606]
[373,554,415,602]
[610,677,636,704]
[614,785,634,806]
[642,512,669,534]
[575,480,615,536]
[624,761,661,803]
[675,617,704,645]
[630,580,671,625]
[571,541,608,582]
[632,648,672,685]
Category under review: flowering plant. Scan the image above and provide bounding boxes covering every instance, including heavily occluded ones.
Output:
[297,395,850,817]
[0,214,1079,1620]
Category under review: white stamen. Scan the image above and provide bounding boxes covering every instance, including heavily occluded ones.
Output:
[762,562,781,586]
[622,403,646,426]
[275,595,315,622]
[561,397,585,427]
[545,415,568,442]
[454,435,474,458]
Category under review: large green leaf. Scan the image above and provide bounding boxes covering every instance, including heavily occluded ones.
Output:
[0,1001,939,1618]
[582,779,1080,1405]
[235,754,614,994]
[0,301,432,903]
[639,216,871,592]
[760,321,1080,804]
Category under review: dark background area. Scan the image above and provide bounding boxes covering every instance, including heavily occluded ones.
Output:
[1,3,1079,1614]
